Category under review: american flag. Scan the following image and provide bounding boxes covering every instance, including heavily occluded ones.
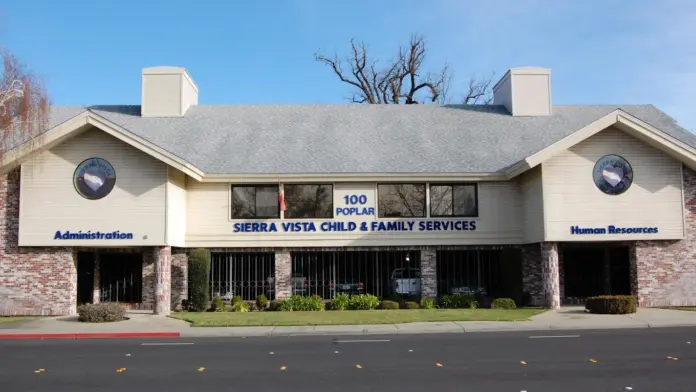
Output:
[279,189,287,212]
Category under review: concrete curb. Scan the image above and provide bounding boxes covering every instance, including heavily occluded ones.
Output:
[0,332,181,340]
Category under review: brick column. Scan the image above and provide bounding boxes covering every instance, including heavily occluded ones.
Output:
[540,242,560,309]
[154,246,172,315]
[521,244,543,306]
[170,248,188,311]
[92,253,100,303]
[274,249,291,300]
[420,250,437,299]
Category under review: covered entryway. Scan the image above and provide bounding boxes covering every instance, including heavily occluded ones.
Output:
[76,252,95,305]
[561,243,631,304]
[99,252,143,303]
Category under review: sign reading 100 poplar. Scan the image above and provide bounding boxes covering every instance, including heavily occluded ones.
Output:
[233,193,477,233]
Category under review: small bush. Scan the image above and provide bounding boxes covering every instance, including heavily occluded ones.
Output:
[379,300,400,310]
[327,293,350,311]
[77,303,126,323]
[278,300,294,312]
[348,294,380,310]
[491,298,517,309]
[402,301,420,309]
[585,295,637,314]
[231,296,243,305]
[188,249,211,312]
[246,301,257,312]
[439,294,478,309]
[286,295,323,311]
[268,300,283,311]
[256,294,269,310]
[211,296,224,312]
[231,301,250,313]
[420,297,436,309]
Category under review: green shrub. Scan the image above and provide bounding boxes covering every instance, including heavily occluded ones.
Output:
[348,294,379,310]
[231,301,250,312]
[327,293,350,311]
[439,294,478,309]
[268,300,283,311]
[491,298,517,309]
[211,296,224,312]
[231,296,243,305]
[278,300,293,312]
[286,295,323,311]
[188,248,211,312]
[402,301,420,309]
[420,297,436,309]
[378,300,400,310]
[246,301,257,312]
[585,295,637,314]
[256,294,269,310]
[77,303,126,323]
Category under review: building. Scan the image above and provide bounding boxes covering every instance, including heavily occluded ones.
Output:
[1,65,695,316]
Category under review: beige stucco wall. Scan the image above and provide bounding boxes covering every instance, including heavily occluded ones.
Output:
[543,126,684,241]
[166,167,187,247]
[520,166,545,243]
[18,127,168,246]
[186,180,524,247]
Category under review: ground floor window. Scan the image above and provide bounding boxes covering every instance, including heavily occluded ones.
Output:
[210,252,275,301]
[99,253,143,303]
[562,245,630,300]
[291,250,419,299]
[437,249,523,305]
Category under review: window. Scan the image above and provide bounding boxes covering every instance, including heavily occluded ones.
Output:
[377,183,426,218]
[231,185,279,219]
[429,183,478,217]
[284,184,333,219]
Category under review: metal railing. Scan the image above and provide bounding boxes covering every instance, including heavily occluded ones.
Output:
[436,250,504,299]
[210,252,275,301]
[291,250,420,300]
[99,253,143,303]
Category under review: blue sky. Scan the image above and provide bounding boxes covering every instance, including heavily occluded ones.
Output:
[2,0,695,131]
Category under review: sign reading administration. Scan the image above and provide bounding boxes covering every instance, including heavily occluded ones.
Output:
[54,230,134,240]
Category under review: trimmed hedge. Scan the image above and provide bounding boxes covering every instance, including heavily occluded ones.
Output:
[585,295,637,314]
[188,248,211,312]
[378,300,400,310]
[439,294,478,309]
[491,298,517,309]
[402,301,420,310]
[78,303,126,323]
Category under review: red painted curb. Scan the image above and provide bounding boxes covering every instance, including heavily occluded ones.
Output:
[0,332,180,339]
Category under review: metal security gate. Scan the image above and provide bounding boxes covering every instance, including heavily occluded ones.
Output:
[99,253,143,303]
[210,252,275,301]
[436,250,502,298]
[291,250,419,299]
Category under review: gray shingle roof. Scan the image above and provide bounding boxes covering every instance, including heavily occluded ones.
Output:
[46,104,696,175]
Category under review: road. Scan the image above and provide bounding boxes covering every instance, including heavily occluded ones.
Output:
[1,327,695,391]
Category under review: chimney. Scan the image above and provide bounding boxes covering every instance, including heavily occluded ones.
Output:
[141,66,198,117]
[492,67,551,116]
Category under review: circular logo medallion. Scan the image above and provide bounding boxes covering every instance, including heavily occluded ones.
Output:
[73,158,116,200]
[592,154,633,195]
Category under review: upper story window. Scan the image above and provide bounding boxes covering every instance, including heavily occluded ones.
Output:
[377,183,426,218]
[284,184,334,219]
[429,183,478,217]
[231,185,279,219]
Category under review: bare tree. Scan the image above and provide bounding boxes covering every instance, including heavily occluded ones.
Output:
[0,46,49,157]
[315,34,494,105]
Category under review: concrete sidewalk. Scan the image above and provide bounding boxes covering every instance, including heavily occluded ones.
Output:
[2,307,696,339]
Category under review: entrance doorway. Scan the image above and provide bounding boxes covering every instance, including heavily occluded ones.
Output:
[99,253,143,303]
[562,244,631,301]
[76,252,95,305]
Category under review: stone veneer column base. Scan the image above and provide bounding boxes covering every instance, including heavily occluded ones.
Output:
[274,249,291,300]
[420,250,437,299]
[171,248,188,311]
[540,242,561,310]
[154,246,172,315]
[521,244,543,306]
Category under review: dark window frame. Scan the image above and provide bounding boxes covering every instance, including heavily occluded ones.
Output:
[282,183,335,220]
[429,183,479,218]
[376,182,427,218]
[230,184,280,220]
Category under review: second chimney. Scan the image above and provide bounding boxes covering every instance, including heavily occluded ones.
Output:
[141,66,198,117]
[493,67,552,116]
